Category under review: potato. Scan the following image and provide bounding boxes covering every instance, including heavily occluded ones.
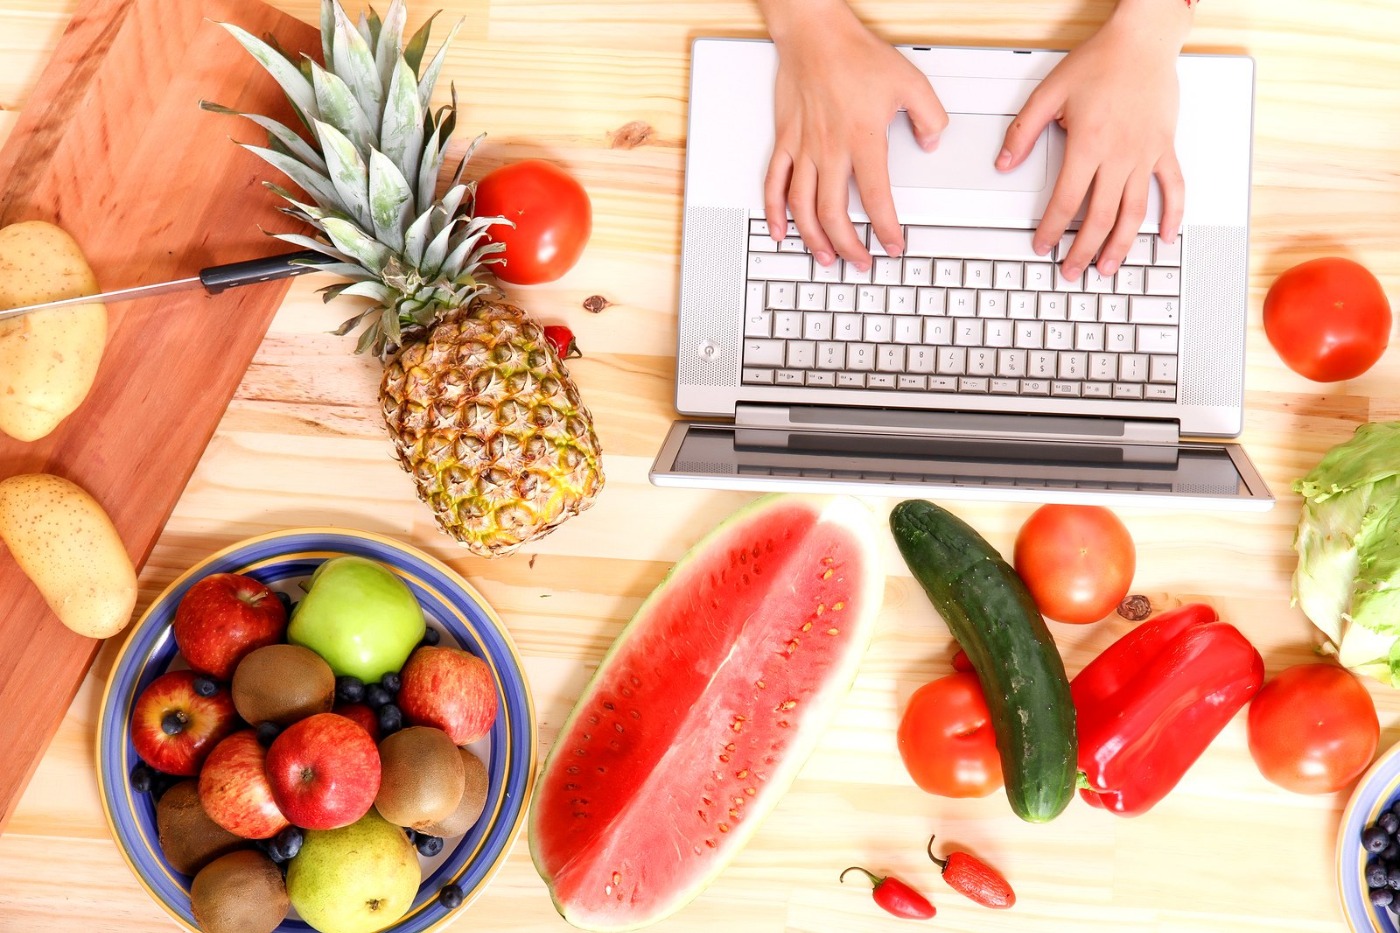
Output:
[0,221,107,441]
[0,473,137,638]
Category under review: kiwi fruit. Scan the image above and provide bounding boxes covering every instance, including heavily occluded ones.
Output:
[232,644,335,726]
[155,780,245,875]
[419,748,489,838]
[375,726,466,830]
[190,849,289,933]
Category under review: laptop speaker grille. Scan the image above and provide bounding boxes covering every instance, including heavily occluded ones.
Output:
[677,206,747,388]
[1179,225,1248,408]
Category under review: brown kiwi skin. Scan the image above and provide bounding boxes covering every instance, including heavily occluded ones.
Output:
[190,850,289,933]
[231,644,335,726]
[419,748,489,838]
[375,726,467,830]
[156,780,246,875]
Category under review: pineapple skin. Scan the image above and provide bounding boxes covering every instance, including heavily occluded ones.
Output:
[380,299,604,557]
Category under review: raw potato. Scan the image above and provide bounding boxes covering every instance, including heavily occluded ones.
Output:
[0,473,137,638]
[0,221,107,441]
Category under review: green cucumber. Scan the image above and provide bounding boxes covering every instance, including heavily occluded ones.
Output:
[890,499,1076,823]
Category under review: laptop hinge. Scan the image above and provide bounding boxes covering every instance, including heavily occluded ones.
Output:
[733,403,1181,446]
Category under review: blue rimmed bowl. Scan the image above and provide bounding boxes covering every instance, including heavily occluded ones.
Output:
[1338,742,1400,932]
[97,528,536,933]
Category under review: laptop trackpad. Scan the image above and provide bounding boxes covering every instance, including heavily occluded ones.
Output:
[889,112,1049,192]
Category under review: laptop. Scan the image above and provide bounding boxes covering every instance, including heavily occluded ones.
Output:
[650,38,1273,511]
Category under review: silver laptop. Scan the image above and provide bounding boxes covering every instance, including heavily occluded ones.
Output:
[650,38,1273,510]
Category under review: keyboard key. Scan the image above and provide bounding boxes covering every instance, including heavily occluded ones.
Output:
[847,343,876,370]
[773,310,803,339]
[916,287,947,315]
[898,374,927,390]
[1058,352,1087,379]
[863,316,893,343]
[1015,321,1044,348]
[968,349,996,376]
[984,320,1014,348]
[923,319,953,346]
[1069,294,1097,321]
[843,262,873,284]
[1137,326,1179,354]
[947,289,977,316]
[991,378,1020,394]
[1145,384,1177,400]
[903,258,933,285]
[775,369,804,384]
[994,262,1023,289]
[1008,291,1037,318]
[749,219,772,235]
[1150,355,1178,383]
[833,313,862,340]
[803,312,833,340]
[905,225,1041,261]
[1028,351,1056,378]
[963,260,994,287]
[878,345,905,372]
[1119,354,1149,382]
[1054,264,1083,292]
[827,284,856,311]
[1045,322,1074,350]
[806,370,836,387]
[786,340,815,368]
[778,237,808,253]
[767,281,796,309]
[748,252,811,280]
[893,316,922,344]
[1154,234,1182,266]
[873,257,903,285]
[1126,235,1154,266]
[1038,293,1067,320]
[998,349,1027,377]
[978,290,1009,318]
[812,259,842,283]
[1024,263,1054,290]
[1089,353,1116,381]
[1099,294,1129,322]
[1075,323,1105,351]
[934,259,962,286]
[836,372,865,388]
[954,319,985,346]
[867,373,897,389]
[745,310,772,338]
[959,377,990,392]
[1083,381,1112,397]
[1021,379,1051,395]
[857,285,886,312]
[1106,324,1136,351]
[887,287,916,314]
[937,347,967,374]
[907,346,937,373]
[742,367,774,384]
[1115,266,1145,295]
[816,343,844,369]
[797,284,825,310]
[744,340,785,366]
[1055,233,1076,262]
[1051,381,1081,397]
[928,376,957,391]
[1145,267,1180,296]
[1113,383,1145,399]
[1129,296,1178,324]
[749,235,778,253]
[1085,266,1114,293]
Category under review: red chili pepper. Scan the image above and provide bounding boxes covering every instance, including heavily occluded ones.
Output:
[1072,602,1264,817]
[543,324,582,360]
[926,835,1015,909]
[839,866,935,920]
[951,648,974,673]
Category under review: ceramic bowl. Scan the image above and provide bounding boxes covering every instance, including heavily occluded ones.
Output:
[97,528,536,933]
[1338,741,1400,932]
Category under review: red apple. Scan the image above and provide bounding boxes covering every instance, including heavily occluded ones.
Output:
[174,573,287,680]
[265,713,381,830]
[130,670,238,776]
[198,730,290,839]
[333,703,381,742]
[398,646,499,745]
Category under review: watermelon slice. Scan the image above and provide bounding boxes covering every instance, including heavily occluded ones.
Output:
[530,494,884,930]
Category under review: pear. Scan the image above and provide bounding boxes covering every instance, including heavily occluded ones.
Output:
[286,810,420,933]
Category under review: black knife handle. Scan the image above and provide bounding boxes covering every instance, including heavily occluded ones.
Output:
[199,249,329,294]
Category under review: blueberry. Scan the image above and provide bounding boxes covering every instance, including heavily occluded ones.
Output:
[1383,842,1400,864]
[274,591,293,614]
[1387,865,1400,891]
[416,833,444,857]
[1370,860,1390,889]
[380,672,402,694]
[1365,826,1390,853]
[438,883,464,910]
[365,684,393,709]
[273,826,303,861]
[1374,887,1396,908]
[378,703,403,734]
[130,763,154,794]
[335,676,365,705]
[403,827,418,844]
[420,627,441,647]
[192,675,219,698]
[255,721,282,747]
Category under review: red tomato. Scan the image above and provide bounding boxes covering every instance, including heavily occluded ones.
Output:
[1013,505,1135,624]
[897,672,1002,798]
[473,160,592,285]
[1263,257,1391,382]
[1246,664,1379,795]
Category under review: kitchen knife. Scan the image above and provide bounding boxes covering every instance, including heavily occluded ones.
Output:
[0,249,328,321]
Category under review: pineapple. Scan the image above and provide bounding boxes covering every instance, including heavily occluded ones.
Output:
[205,0,603,557]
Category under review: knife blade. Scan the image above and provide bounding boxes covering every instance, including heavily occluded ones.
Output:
[0,249,328,322]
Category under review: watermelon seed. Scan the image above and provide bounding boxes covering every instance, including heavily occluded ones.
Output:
[565,783,579,791]
[752,544,762,558]
[736,769,749,779]
[588,714,600,725]
[597,766,606,774]
[603,701,615,710]
[706,839,718,848]
[693,845,703,855]
[620,687,633,699]
[745,787,756,796]
[756,771,768,781]
[822,569,834,580]
[822,555,835,565]
[730,716,745,732]
[567,766,580,774]
[785,638,800,654]
[739,550,747,564]
[630,675,642,687]
[609,740,621,750]
[734,796,745,807]
[833,601,845,611]
[725,742,736,753]
[629,710,640,720]
[778,720,790,728]
[742,573,750,586]
[718,823,730,833]
[697,809,707,822]
[574,748,586,756]
[801,621,812,632]
[583,733,592,741]
[729,808,740,819]
[755,680,766,690]
[614,722,624,733]
[605,884,613,896]
[827,628,840,636]
[613,872,622,885]
[719,754,731,763]
[702,795,713,806]
[777,700,797,711]
[815,604,826,615]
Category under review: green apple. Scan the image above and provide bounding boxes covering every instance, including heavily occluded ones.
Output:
[288,556,426,682]
[286,810,420,933]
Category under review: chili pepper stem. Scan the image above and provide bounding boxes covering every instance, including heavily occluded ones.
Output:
[839,866,881,888]
[926,835,948,870]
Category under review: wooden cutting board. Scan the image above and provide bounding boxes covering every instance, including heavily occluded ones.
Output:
[0,0,320,832]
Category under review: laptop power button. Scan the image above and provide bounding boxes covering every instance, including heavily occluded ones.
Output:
[697,341,720,362]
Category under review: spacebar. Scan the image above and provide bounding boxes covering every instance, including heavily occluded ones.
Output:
[905,225,1042,261]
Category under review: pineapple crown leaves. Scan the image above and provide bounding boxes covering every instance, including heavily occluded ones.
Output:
[200,0,510,359]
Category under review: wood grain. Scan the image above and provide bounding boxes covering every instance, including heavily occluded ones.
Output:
[0,0,1398,931]
[0,0,318,832]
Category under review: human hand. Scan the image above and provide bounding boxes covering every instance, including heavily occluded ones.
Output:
[997,0,1194,280]
[761,0,947,269]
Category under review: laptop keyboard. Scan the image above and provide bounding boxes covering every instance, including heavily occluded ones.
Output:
[742,219,1182,401]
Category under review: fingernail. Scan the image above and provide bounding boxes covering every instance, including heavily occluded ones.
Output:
[1164,229,1178,244]
[855,261,871,273]
[768,221,783,239]
[1099,259,1120,276]
[995,148,1012,170]
[1062,265,1082,280]
[815,250,834,266]
[921,134,941,152]
[883,241,903,258]
[1032,241,1051,256]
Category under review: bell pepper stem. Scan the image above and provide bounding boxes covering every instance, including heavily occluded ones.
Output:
[840,866,882,888]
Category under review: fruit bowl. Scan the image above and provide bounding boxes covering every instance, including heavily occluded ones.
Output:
[97,528,536,933]
[1337,740,1400,932]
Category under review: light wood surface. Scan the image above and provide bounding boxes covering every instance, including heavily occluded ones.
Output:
[1,0,1398,931]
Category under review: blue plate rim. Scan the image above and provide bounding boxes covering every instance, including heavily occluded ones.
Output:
[95,526,537,933]
[1337,739,1400,933]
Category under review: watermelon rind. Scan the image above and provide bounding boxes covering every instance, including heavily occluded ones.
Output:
[529,494,884,931]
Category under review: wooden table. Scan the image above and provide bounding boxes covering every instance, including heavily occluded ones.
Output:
[1,0,1398,930]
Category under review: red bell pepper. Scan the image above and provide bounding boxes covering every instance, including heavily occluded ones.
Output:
[1072,603,1264,816]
